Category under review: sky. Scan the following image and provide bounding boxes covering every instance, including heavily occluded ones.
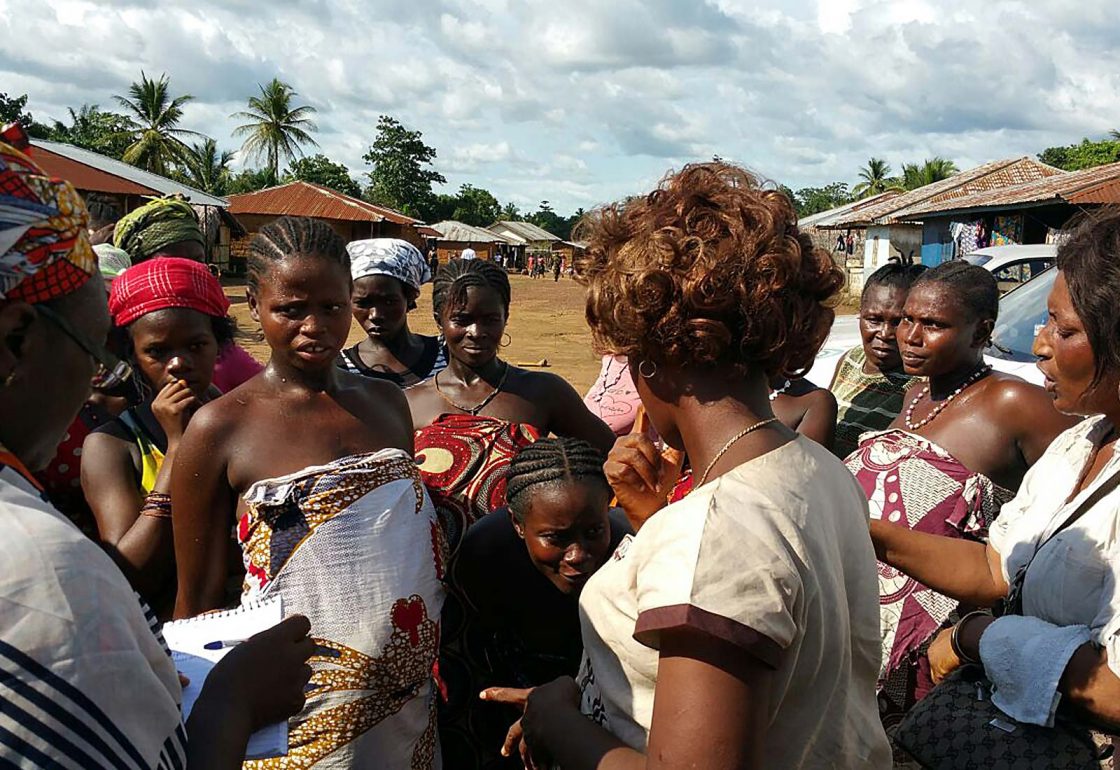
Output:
[3,0,1120,214]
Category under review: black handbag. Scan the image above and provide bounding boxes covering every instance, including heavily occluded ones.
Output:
[894,467,1120,769]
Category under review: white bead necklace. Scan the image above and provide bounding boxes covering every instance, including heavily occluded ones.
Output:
[904,365,992,431]
[769,379,791,402]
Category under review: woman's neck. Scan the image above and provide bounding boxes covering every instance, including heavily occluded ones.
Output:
[360,325,416,357]
[928,357,987,400]
[673,374,781,481]
[445,355,505,386]
[264,358,338,393]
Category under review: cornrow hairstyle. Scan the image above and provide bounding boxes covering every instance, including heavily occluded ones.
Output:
[912,260,999,324]
[506,438,609,523]
[861,262,928,301]
[246,216,349,291]
[431,258,511,325]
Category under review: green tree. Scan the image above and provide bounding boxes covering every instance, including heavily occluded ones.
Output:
[0,92,51,137]
[232,79,318,181]
[114,72,201,174]
[528,200,571,239]
[1110,130,1120,141]
[451,184,501,226]
[852,157,902,199]
[1038,138,1120,171]
[47,104,135,158]
[794,182,852,217]
[362,115,446,217]
[500,202,522,221]
[285,153,360,197]
[176,139,235,195]
[226,167,277,195]
[901,157,959,190]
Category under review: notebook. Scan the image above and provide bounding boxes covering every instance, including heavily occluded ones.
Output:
[162,596,288,759]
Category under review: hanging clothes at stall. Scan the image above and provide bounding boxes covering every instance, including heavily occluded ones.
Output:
[991,214,1023,246]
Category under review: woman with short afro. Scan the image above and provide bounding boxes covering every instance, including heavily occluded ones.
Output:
[506,162,892,769]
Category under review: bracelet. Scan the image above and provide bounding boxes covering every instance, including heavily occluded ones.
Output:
[140,492,172,520]
[950,610,988,666]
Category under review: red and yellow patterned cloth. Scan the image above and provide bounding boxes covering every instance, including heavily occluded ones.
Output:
[0,141,96,303]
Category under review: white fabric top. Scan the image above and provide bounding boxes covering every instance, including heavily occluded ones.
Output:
[459,247,477,260]
[577,437,890,768]
[0,461,185,769]
[989,415,1120,676]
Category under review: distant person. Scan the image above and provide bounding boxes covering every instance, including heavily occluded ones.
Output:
[428,246,440,276]
[836,233,846,252]
[553,255,562,281]
[829,263,926,459]
[461,245,477,260]
[337,238,448,387]
[846,231,855,256]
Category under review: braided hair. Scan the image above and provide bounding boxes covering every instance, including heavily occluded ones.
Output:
[431,258,511,325]
[247,216,349,291]
[861,262,928,302]
[506,438,609,523]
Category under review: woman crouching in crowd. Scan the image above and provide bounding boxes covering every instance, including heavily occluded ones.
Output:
[506,161,891,768]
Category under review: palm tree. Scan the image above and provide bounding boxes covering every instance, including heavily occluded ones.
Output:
[231,79,318,181]
[114,72,202,174]
[500,202,521,221]
[180,139,235,195]
[901,157,960,191]
[852,157,903,199]
[1111,129,1120,140]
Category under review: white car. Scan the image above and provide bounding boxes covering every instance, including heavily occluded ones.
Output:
[964,244,1056,294]
[806,266,1053,388]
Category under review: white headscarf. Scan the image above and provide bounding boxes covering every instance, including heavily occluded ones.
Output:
[347,238,431,291]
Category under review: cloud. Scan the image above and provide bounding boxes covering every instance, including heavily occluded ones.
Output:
[4,0,1120,212]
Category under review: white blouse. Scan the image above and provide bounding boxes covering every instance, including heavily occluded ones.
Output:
[988,416,1120,675]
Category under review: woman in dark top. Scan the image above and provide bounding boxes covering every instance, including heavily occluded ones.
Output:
[336,238,447,387]
[453,438,630,765]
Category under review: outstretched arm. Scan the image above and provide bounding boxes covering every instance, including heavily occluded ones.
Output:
[172,406,237,618]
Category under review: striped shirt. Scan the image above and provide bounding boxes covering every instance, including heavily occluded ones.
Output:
[829,346,913,460]
[1,453,186,769]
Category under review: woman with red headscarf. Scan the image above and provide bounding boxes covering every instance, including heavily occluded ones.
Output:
[81,256,236,617]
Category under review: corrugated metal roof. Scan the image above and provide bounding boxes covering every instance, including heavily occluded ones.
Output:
[896,161,1120,219]
[431,220,511,243]
[29,139,228,207]
[227,181,419,224]
[488,220,561,243]
[798,191,899,229]
[830,158,1063,228]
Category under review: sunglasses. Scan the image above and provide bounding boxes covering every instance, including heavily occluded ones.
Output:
[36,305,133,390]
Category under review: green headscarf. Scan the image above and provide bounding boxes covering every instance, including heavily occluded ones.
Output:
[113,196,204,261]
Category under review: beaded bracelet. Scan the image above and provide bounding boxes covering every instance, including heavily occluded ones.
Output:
[140,492,173,520]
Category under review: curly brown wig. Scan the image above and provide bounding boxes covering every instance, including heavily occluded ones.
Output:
[577,162,844,378]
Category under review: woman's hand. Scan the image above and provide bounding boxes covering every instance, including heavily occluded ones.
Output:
[521,677,582,765]
[152,379,202,447]
[927,627,963,685]
[203,615,316,730]
[479,687,533,764]
[605,425,684,531]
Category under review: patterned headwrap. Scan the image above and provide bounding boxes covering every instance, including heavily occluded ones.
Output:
[0,141,96,303]
[347,238,431,291]
[109,257,230,328]
[93,244,132,280]
[113,196,204,262]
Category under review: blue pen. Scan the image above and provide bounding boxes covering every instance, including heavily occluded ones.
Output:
[203,639,246,651]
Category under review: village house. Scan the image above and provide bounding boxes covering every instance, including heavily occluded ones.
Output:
[428,221,518,264]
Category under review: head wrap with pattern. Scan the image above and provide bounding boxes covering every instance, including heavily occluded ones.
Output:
[347,238,431,291]
[113,196,204,262]
[93,244,132,280]
[0,141,96,303]
[109,257,230,328]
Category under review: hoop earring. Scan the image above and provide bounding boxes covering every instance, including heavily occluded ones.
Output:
[501,333,512,348]
[1,370,15,388]
[638,360,658,379]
